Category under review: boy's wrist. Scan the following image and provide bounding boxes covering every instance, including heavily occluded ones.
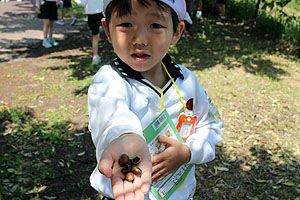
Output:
[118,132,146,142]
[183,143,191,164]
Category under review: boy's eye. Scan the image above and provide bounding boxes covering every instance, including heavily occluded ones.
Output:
[150,23,164,28]
[117,23,132,27]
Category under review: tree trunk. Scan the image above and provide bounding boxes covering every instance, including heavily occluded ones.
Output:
[254,0,261,19]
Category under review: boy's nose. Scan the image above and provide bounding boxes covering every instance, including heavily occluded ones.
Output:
[132,26,148,46]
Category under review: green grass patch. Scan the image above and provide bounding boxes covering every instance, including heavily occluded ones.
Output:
[0,107,69,199]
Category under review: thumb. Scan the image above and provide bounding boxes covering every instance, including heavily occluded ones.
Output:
[98,151,113,178]
[158,135,175,146]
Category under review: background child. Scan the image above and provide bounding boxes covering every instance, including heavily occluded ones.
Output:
[75,0,104,65]
[182,11,193,37]
[37,0,60,48]
[216,0,227,22]
[88,0,223,199]
[195,0,203,19]
[57,0,77,25]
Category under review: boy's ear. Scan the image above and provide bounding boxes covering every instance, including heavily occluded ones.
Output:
[101,18,112,43]
[171,21,185,45]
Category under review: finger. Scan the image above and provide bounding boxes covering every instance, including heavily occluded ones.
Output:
[133,176,144,200]
[140,162,152,194]
[124,179,134,200]
[151,152,162,165]
[158,135,175,146]
[151,162,166,180]
[152,167,169,184]
[98,150,114,178]
[112,175,125,200]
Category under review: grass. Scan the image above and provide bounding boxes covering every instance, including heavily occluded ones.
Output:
[1,8,300,200]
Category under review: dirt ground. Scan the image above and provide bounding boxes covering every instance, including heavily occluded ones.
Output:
[1,1,300,199]
[0,2,100,198]
[0,0,92,125]
[0,0,86,59]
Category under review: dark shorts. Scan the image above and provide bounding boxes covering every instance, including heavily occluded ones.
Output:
[37,1,58,20]
[216,0,227,4]
[63,0,72,8]
[88,13,105,35]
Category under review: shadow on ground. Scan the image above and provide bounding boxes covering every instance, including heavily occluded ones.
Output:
[0,106,299,199]
[173,19,287,81]
[0,107,100,199]
[30,18,291,102]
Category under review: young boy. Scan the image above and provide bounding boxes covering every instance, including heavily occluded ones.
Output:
[88,0,223,199]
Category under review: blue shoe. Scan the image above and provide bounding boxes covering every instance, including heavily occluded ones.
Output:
[70,16,77,25]
[216,17,226,23]
[92,55,101,65]
[42,39,52,48]
[56,19,65,25]
[196,10,202,19]
[48,38,59,47]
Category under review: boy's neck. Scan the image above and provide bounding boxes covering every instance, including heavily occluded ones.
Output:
[141,65,168,88]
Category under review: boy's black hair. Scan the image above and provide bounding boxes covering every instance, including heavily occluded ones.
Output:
[104,0,179,33]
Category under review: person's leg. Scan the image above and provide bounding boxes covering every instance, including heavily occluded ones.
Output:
[88,13,102,64]
[66,7,73,17]
[42,19,53,48]
[222,3,226,17]
[216,3,225,18]
[92,34,99,56]
[48,20,59,46]
[197,0,203,8]
[91,33,101,64]
[43,18,50,39]
[216,0,226,22]
[57,9,65,25]
[59,7,64,20]
[48,20,54,38]
[57,1,65,25]
[66,7,77,25]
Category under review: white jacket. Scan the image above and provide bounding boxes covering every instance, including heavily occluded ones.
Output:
[74,0,103,15]
[88,55,223,199]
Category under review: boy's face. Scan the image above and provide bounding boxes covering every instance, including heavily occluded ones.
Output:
[102,0,184,79]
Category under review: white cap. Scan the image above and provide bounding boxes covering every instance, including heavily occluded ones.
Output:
[103,0,186,21]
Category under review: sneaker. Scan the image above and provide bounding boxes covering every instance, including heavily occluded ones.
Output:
[42,39,52,48]
[92,55,101,65]
[56,19,65,25]
[70,16,77,25]
[216,17,226,23]
[48,37,59,47]
[182,31,190,38]
[195,10,202,19]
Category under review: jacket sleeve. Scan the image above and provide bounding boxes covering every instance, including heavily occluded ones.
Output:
[88,66,144,163]
[184,73,223,165]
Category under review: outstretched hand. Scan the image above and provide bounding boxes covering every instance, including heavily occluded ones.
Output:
[151,135,191,184]
[98,134,152,200]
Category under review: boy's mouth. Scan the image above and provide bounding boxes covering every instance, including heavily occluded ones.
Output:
[131,53,150,62]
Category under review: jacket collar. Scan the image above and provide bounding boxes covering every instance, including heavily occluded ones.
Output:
[111,54,184,81]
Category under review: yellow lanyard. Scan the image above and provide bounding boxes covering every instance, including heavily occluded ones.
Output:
[156,62,186,113]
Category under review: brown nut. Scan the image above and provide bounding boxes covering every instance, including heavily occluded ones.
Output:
[131,166,142,176]
[121,164,132,174]
[118,154,129,167]
[125,172,135,182]
[130,156,140,166]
